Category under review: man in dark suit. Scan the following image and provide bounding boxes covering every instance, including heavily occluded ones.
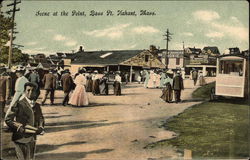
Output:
[173,70,184,103]
[41,69,56,105]
[0,67,11,118]
[191,69,198,86]
[60,69,74,106]
[28,69,40,101]
[5,82,44,160]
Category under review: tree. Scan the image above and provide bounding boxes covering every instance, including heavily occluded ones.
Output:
[0,6,28,65]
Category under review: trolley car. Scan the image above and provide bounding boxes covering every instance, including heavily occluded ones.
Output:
[210,54,249,100]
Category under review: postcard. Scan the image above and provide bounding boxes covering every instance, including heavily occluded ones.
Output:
[0,1,249,160]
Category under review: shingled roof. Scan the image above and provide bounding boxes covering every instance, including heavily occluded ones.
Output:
[202,46,220,55]
[72,50,144,65]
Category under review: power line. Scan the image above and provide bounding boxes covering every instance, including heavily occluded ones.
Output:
[163,28,173,66]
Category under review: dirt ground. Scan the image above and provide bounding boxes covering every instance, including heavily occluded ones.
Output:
[1,79,207,160]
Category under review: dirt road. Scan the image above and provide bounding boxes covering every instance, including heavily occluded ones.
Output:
[2,79,202,160]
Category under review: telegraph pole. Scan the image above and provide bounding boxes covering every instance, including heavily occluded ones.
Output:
[163,29,173,65]
[6,0,21,68]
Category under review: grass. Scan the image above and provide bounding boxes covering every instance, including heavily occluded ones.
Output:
[192,82,215,99]
[145,85,250,159]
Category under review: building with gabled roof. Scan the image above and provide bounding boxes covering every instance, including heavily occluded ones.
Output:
[202,46,220,55]
[69,49,166,82]
[184,47,202,55]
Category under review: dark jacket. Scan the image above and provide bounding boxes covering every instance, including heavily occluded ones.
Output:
[5,97,44,143]
[173,74,184,90]
[61,73,74,92]
[0,75,11,102]
[192,70,198,80]
[42,72,56,90]
[29,72,40,85]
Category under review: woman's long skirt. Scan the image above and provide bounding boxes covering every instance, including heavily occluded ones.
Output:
[69,85,89,106]
[160,86,173,103]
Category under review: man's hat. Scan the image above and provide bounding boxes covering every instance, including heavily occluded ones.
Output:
[15,65,26,72]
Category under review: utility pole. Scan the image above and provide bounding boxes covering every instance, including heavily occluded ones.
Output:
[163,29,173,66]
[6,0,21,68]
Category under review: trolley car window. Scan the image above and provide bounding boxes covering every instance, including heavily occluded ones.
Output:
[219,60,243,76]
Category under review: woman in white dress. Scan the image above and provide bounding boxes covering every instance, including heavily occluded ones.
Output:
[69,70,89,106]
[147,70,155,88]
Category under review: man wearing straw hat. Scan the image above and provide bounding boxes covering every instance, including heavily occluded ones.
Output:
[5,82,45,160]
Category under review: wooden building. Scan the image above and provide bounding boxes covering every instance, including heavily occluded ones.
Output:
[69,49,165,82]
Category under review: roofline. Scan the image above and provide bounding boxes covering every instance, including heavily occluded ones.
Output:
[219,54,248,59]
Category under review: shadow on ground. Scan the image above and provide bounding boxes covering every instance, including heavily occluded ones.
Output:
[36,149,114,160]
[44,115,72,119]
[45,121,122,133]
[181,99,204,103]
[36,141,87,153]
[2,142,114,160]
[210,97,249,105]
[43,112,59,115]
[45,120,108,126]
[2,141,87,159]
[84,103,127,107]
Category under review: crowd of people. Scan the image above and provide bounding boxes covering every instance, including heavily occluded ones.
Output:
[0,66,123,114]
[0,64,209,160]
[141,68,206,103]
[0,65,123,159]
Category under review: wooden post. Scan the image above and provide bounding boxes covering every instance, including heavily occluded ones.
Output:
[184,149,192,159]
[117,65,120,71]
[202,66,206,76]
[130,65,133,82]
[107,66,109,72]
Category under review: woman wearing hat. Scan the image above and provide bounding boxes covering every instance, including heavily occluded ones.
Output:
[160,82,173,103]
[8,66,29,108]
[68,69,89,107]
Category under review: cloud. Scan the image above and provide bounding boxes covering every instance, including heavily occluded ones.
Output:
[205,31,224,38]
[192,10,220,22]
[182,32,194,37]
[230,16,239,22]
[211,22,248,41]
[83,24,130,39]
[192,10,248,42]
[132,26,159,34]
[113,44,137,50]
[45,29,54,33]
[65,40,77,46]
[186,20,192,25]
[23,48,52,55]
[25,41,38,46]
[53,34,66,41]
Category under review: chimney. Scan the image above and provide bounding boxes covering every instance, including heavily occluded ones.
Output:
[79,46,84,52]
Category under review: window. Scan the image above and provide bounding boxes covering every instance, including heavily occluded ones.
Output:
[145,55,149,62]
[176,58,180,65]
[219,60,243,76]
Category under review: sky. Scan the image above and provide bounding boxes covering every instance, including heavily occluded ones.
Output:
[2,0,249,55]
